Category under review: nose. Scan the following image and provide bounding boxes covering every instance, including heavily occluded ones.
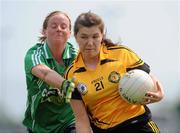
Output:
[87,38,93,46]
[57,25,62,31]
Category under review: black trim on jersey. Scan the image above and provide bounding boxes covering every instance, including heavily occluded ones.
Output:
[74,67,86,73]
[64,65,74,79]
[107,46,133,53]
[127,62,150,74]
[132,59,143,66]
[91,105,152,132]
[100,59,117,65]
[88,107,111,126]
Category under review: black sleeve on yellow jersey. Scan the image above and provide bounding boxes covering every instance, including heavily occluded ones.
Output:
[72,88,82,100]
[126,62,150,74]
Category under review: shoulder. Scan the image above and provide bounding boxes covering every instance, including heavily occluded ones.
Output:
[65,52,84,78]
[106,44,134,53]
[25,43,44,55]
[104,44,136,58]
[64,61,76,79]
[24,43,44,61]
[67,42,78,54]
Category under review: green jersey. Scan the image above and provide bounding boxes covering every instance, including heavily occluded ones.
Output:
[23,42,77,133]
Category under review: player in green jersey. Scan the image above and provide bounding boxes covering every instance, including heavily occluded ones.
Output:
[23,11,77,133]
[65,12,164,133]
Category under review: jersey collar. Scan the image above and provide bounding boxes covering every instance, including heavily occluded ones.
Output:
[43,42,73,60]
[100,44,108,60]
[75,44,108,68]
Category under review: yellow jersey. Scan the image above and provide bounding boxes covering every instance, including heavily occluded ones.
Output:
[65,44,150,129]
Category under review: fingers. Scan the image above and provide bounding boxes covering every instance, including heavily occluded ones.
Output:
[61,79,76,103]
[154,81,164,101]
[70,77,76,82]
[156,81,164,97]
[143,89,163,104]
[65,81,75,103]
[143,93,157,104]
[151,73,164,99]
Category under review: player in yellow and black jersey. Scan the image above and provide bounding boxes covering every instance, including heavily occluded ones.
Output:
[65,12,164,133]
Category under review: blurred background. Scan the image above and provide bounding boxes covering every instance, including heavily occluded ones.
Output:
[0,0,179,132]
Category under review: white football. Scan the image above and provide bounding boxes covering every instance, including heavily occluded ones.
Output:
[119,69,155,104]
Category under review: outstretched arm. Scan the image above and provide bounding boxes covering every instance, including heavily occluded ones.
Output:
[32,64,65,88]
[32,64,74,102]
[70,99,92,133]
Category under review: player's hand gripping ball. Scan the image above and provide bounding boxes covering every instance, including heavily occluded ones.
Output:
[119,69,156,104]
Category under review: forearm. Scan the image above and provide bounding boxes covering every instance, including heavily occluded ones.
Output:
[43,69,65,88]
[76,122,92,133]
[31,64,75,103]
[70,100,92,133]
[32,64,65,89]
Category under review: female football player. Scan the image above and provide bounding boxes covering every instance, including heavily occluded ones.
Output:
[65,12,164,133]
[23,11,77,133]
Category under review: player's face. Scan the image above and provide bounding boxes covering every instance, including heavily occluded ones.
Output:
[43,13,71,45]
[75,26,103,59]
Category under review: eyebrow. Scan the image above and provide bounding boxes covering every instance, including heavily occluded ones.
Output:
[49,22,57,25]
[80,33,100,36]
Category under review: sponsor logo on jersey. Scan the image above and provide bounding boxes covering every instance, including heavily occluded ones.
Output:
[108,71,121,83]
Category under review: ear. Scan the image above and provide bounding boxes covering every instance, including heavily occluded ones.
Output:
[42,29,47,37]
[74,33,77,40]
[67,30,71,38]
[101,34,105,43]
[74,34,77,39]
[74,34,79,44]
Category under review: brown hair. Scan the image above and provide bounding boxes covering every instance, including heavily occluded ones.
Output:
[39,11,71,43]
[74,11,117,46]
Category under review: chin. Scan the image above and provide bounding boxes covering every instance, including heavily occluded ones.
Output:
[54,39,65,43]
[85,53,97,58]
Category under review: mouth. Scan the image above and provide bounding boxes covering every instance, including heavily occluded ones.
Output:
[57,34,63,37]
[85,49,94,51]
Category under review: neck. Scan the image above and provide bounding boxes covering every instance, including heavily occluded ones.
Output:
[48,42,66,64]
[83,55,99,70]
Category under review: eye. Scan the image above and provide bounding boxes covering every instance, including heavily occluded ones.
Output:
[93,35,100,39]
[61,23,68,29]
[50,24,57,29]
[81,36,88,39]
